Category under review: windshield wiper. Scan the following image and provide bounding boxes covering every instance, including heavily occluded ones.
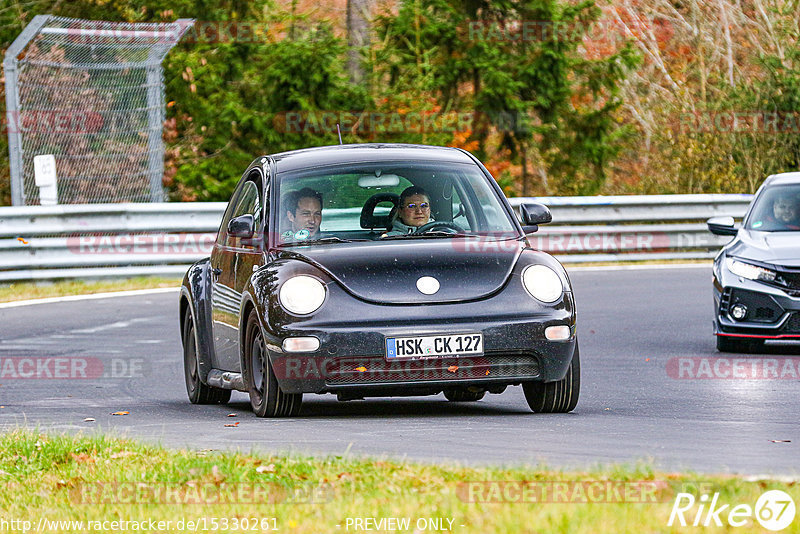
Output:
[382,231,481,240]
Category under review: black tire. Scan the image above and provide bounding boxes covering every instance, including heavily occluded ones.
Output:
[183,312,231,405]
[243,310,302,417]
[716,335,764,353]
[523,342,580,413]
[443,389,486,402]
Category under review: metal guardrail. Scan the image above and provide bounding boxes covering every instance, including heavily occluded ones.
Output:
[0,195,753,281]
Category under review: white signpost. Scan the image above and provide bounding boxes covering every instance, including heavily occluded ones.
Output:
[33,154,58,205]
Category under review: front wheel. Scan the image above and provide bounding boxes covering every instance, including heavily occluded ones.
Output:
[183,312,231,405]
[243,310,302,417]
[522,342,580,413]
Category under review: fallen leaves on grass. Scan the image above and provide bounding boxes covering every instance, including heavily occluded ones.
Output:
[70,453,95,464]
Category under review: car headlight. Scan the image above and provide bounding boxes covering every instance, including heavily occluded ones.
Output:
[279,275,326,315]
[725,258,776,282]
[522,265,564,303]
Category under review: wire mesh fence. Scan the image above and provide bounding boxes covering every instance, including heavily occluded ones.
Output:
[3,15,193,206]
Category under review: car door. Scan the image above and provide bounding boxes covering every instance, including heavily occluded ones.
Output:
[233,169,267,306]
[210,174,261,371]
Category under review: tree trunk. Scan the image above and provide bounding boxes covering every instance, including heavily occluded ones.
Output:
[347,0,372,85]
[521,148,530,197]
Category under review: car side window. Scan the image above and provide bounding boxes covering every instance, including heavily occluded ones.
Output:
[227,179,262,247]
[216,174,263,246]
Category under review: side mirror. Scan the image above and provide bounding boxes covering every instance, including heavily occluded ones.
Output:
[519,203,552,233]
[707,216,738,236]
[228,214,255,238]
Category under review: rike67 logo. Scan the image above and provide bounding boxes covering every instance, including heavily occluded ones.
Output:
[669,490,796,531]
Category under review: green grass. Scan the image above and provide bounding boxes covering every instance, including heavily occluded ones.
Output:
[0,277,181,303]
[0,430,797,533]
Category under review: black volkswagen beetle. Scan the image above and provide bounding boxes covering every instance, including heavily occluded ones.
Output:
[179,144,579,416]
[708,172,800,352]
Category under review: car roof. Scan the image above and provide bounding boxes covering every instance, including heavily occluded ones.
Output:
[266,143,476,174]
[764,172,800,186]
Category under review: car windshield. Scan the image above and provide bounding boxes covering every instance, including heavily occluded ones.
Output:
[746,184,800,232]
[274,161,519,246]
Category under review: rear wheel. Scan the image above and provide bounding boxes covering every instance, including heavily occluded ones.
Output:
[183,312,231,405]
[523,342,580,413]
[243,310,302,417]
[444,388,486,402]
[716,335,764,353]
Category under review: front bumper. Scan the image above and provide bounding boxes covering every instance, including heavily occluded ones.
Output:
[265,294,577,394]
[714,264,800,339]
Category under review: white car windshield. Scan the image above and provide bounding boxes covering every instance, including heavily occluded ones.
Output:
[746,184,800,232]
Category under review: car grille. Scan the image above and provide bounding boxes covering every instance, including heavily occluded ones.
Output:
[783,313,800,334]
[727,288,783,324]
[325,354,540,385]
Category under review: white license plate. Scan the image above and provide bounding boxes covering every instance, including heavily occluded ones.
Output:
[385,333,483,359]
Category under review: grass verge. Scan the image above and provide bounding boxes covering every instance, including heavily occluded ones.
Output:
[0,430,797,533]
[0,277,181,303]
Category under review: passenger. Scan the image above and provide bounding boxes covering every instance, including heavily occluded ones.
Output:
[283,187,323,240]
[385,186,433,236]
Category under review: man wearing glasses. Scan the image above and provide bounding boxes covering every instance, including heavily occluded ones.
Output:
[386,185,433,235]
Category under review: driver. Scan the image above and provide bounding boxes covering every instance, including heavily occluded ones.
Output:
[771,195,800,230]
[386,186,433,236]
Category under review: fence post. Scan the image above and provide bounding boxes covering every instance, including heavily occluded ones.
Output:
[146,48,166,203]
[3,15,51,206]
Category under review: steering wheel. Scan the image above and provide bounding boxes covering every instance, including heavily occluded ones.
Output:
[415,221,463,234]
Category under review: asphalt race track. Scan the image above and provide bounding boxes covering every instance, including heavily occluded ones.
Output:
[1,265,798,475]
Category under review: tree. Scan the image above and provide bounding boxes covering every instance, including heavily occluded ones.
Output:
[374,0,639,195]
[347,0,374,84]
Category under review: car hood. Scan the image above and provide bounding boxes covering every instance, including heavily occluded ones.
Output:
[729,229,800,267]
[279,238,522,304]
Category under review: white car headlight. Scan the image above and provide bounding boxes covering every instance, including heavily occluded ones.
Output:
[726,258,776,282]
[522,265,564,303]
[279,275,326,315]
